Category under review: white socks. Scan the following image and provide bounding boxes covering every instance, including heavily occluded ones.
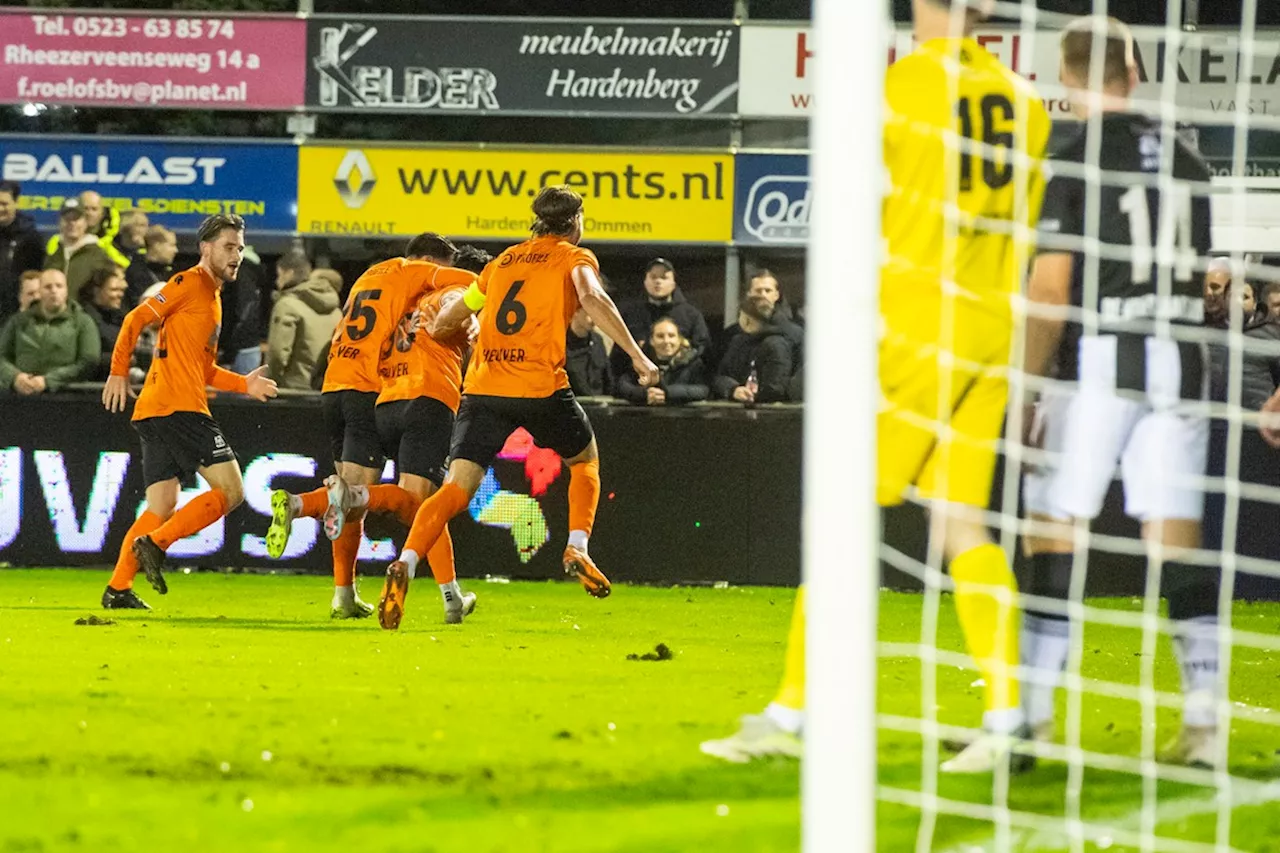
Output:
[440,580,462,609]
[349,485,370,509]
[332,584,354,607]
[399,549,420,579]
[1173,616,1221,728]
[1021,613,1071,729]
[983,706,1027,735]
[568,529,589,551]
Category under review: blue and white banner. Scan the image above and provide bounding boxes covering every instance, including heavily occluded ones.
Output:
[0,135,298,233]
[733,152,809,247]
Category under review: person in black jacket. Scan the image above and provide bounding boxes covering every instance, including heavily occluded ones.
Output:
[0,181,47,324]
[125,225,178,306]
[612,258,711,377]
[78,264,128,380]
[713,295,793,404]
[219,245,266,373]
[565,306,612,397]
[616,316,708,406]
[716,269,804,370]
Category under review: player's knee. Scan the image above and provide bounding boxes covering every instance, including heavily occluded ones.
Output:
[220,482,245,513]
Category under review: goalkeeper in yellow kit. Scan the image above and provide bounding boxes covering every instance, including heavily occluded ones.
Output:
[703,0,1050,773]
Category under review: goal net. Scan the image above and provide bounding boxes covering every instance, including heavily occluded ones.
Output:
[806,1,1280,851]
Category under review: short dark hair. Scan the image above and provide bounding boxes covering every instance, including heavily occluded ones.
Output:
[197,213,245,244]
[405,232,457,262]
[1061,16,1134,88]
[19,269,41,286]
[80,264,124,303]
[452,245,492,274]
[1261,281,1280,302]
[531,185,583,237]
[276,248,312,278]
[747,268,779,291]
[0,180,19,200]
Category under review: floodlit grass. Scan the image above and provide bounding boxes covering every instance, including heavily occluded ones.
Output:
[3,570,1280,852]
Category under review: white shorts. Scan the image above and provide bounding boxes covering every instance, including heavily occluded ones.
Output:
[1023,337,1209,523]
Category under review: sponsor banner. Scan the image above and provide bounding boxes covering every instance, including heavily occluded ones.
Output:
[0,9,306,109]
[305,16,738,116]
[298,145,733,243]
[740,24,1280,120]
[0,395,803,587]
[0,136,299,232]
[733,152,809,247]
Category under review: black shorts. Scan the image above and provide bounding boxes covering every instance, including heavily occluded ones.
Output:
[451,389,594,467]
[134,412,237,487]
[375,396,454,486]
[322,389,383,470]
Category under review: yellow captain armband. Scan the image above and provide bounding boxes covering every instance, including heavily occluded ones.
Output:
[463,283,487,311]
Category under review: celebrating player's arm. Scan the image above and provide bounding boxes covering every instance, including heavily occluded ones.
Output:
[429,254,659,388]
[571,264,660,388]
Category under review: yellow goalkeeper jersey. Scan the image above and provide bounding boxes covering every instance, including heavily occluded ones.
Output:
[881,37,1051,338]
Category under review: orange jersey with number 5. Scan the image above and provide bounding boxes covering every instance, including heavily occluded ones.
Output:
[322,258,463,394]
[464,235,599,399]
[377,282,475,412]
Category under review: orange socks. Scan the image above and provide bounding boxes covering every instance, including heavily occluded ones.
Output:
[150,489,229,552]
[366,484,422,528]
[332,509,365,587]
[298,487,328,519]
[568,459,600,538]
[108,510,164,590]
[403,482,469,560]
[425,526,456,584]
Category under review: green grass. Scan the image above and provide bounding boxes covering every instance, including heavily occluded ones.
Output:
[3,570,1280,852]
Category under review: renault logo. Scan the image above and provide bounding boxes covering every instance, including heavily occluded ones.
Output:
[334,149,376,209]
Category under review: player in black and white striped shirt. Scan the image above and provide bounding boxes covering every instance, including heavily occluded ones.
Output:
[1018,16,1222,768]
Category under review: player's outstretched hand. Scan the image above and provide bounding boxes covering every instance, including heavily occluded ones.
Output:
[102,374,134,413]
[632,353,660,388]
[245,366,279,402]
[1261,388,1280,448]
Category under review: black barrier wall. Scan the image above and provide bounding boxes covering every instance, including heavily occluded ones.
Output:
[0,395,801,586]
[4,395,1278,597]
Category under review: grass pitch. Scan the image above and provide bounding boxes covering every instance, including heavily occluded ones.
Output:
[4,570,1280,852]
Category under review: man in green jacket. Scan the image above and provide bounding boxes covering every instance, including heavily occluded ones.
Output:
[44,197,124,291]
[0,268,100,394]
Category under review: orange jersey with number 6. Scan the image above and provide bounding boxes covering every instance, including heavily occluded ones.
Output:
[464,235,599,399]
[322,258,464,395]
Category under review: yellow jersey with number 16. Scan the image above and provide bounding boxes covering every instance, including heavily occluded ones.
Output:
[881,37,1050,342]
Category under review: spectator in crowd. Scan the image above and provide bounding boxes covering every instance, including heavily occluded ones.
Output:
[78,264,128,380]
[0,268,99,395]
[16,270,42,314]
[266,249,343,390]
[126,225,178,305]
[1260,282,1280,325]
[0,181,45,323]
[613,257,711,376]
[44,199,115,298]
[713,294,793,404]
[566,306,612,397]
[220,244,266,373]
[1204,256,1232,327]
[1237,279,1258,325]
[616,316,708,406]
[717,269,804,368]
[45,191,129,268]
[112,208,149,275]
